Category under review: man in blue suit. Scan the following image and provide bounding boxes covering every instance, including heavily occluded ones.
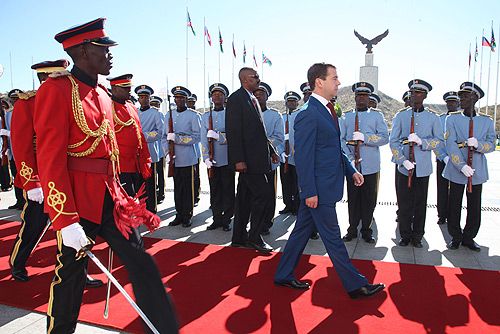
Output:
[274,63,385,299]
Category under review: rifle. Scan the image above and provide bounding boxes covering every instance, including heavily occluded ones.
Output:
[354,108,361,172]
[207,102,215,178]
[408,106,415,189]
[283,107,290,173]
[167,95,175,177]
[466,108,474,193]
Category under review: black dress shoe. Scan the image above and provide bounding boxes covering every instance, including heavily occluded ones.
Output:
[169,217,182,226]
[398,238,410,246]
[248,241,273,253]
[348,283,385,299]
[182,220,192,227]
[437,218,447,225]
[222,225,232,232]
[310,232,319,240]
[206,223,220,230]
[412,240,423,248]
[363,236,376,244]
[274,279,310,290]
[85,276,103,288]
[157,197,164,204]
[230,241,249,248]
[342,234,356,242]
[447,240,460,250]
[462,240,481,252]
[8,203,23,210]
[12,269,29,282]
[279,207,293,215]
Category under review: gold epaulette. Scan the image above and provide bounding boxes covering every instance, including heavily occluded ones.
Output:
[18,90,36,100]
[49,70,71,78]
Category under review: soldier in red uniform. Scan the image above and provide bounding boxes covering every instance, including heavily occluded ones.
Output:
[33,18,177,333]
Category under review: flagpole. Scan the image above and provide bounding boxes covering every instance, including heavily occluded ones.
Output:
[31,56,35,90]
[468,43,471,81]
[203,17,206,112]
[218,27,221,82]
[185,7,189,87]
[231,34,235,92]
[486,26,493,114]
[494,23,500,133]
[479,28,485,111]
[261,50,264,80]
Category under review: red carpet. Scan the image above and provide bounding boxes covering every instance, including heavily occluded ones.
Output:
[1,219,500,333]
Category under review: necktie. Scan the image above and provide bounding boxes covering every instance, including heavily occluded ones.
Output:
[326,102,339,130]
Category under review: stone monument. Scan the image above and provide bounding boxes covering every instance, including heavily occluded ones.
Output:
[354,29,389,94]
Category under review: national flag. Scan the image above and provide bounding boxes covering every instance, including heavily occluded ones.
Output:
[232,36,236,58]
[482,36,492,48]
[474,40,479,62]
[204,25,212,46]
[218,28,223,53]
[186,9,196,36]
[262,52,272,66]
[253,48,258,67]
[491,27,496,51]
[243,43,246,63]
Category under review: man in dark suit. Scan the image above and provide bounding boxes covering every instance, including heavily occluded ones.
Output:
[226,67,278,253]
[274,63,385,299]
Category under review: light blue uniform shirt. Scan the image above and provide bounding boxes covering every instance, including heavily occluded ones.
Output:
[201,109,229,167]
[4,110,13,160]
[389,107,444,177]
[434,113,449,161]
[340,108,389,175]
[164,108,201,167]
[262,108,284,171]
[138,106,164,163]
[442,111,495,185]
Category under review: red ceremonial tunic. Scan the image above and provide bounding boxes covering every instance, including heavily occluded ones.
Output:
[112,100,151,177]
[10,91,41,191]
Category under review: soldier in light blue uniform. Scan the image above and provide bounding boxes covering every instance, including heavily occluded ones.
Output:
[187,93,201,206]
[136,84,164,213]
[341,82,389,243]
[390,79,444,248]
[150,95,167,204]
[165,86,201,227]
[368,93,380,109]
[434,91,459,225]
[254,82,284,235]
[443,82,495,251]
[201,83,234,231]
[0,98,12,192]
[279,91,301,216]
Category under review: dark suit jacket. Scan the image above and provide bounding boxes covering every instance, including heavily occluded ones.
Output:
[226,87,272,174]
[294,95,355,204]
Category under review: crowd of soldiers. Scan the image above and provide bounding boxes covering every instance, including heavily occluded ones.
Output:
[0,16,497,333]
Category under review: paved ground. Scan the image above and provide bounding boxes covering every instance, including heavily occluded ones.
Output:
[1,146,499,333]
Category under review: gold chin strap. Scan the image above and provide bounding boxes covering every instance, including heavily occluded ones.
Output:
[67,75,120,176]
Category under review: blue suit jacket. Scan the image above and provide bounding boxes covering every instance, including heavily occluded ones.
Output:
[294,96,356,204]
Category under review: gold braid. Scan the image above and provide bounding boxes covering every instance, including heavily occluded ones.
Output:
[66,76,120,175]
[112,103,143,149]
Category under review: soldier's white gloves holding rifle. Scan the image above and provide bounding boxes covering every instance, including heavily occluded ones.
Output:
[352,131,364,142]
[408,133,422,146]
[207,130,219,140]
[461,165,475,177]
[467,137,478,148]
[403,160,415,171]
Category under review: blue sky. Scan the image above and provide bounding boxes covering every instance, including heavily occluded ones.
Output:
[1,0,500,106]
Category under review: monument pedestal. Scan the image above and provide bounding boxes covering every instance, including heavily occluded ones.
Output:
[360,53,379,93]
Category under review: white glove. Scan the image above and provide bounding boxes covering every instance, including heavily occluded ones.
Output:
[461,165,475,177]
[467,137,478,148]
[284,133,290,141]
[4,149,9,157]
[61,223,90,252]
[352,131,364,142]
[408,133,422,146]
[27,187,44,204]
[165,153,170,164]
[167,133,176,141]
[204,158,214,168]
[207,130,220,140]
[403,160,415,171]
[0,129,10,137]
[443,156,450,165]
[281,152,288,161]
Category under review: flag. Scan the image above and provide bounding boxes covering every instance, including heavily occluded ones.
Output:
[204,25,211,46]
[475,41,479,62]
[243,43,246,63]
[218,28,223,53]
[491,27,496,51]
[262,52,272,66]
[253,48,258,67]
[232,36,236,58]
[186,9,195,36]
[482,36,492,48]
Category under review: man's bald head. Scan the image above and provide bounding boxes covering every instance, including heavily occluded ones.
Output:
[238,67,260,91]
